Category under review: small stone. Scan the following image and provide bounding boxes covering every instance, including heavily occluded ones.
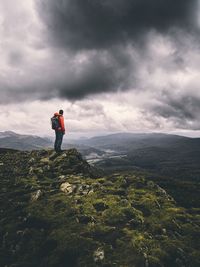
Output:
[58,175,67,182]
[93,247,105,262]
[17,230,23,236]
[58,175,66,179]
[147,181,155,189]
[129,217,144,227]
[177,247,184,255]
[155,200,161,209]
[40,158,50,164]
[88,189,94,195]
[0,162,4,166]
[49,152,58,160]
[29,167,34,174]
[31,190,42,201]
[36,168,44,174]
[28,157,35,164]
[58,153,67,160]
[45,165,51,171]
[78,184,91,195]
[60,182,73,194]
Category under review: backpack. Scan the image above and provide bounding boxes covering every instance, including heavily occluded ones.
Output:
[51,115,60,130]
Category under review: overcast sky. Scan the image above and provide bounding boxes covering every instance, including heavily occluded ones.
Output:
[0,0,200,138]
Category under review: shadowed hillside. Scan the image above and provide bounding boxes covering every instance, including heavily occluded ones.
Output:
[0,149,199,267]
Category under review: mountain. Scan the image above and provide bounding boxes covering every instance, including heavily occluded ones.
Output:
[1,131,200,208]
[1,131,200,180]
[0,149,199,266]
[0,131,104,157]
[75,132,191,151]
[72,133,200,176]
[0,131,52,150]
[81,133,200,208]
[90,133,200,183]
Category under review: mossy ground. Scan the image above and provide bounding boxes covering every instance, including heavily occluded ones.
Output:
[0,149,199,266]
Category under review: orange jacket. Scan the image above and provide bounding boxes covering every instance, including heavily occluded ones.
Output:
[54,112,65,133]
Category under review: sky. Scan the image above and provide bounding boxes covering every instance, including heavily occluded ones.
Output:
[0,0,200,138]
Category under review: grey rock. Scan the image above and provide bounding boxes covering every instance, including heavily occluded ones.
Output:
[93,247,105,262]
[78,184,91,195]
[28,157,35,164]
[31,190,42,201]
[162,228,167,235]
[29,167,34,175]
[40,158,50,164]
[60,182,73,194]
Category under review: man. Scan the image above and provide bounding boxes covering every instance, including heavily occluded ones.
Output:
[54,109,65,152]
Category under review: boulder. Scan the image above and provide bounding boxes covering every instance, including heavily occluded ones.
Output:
[60,182,73,194]
[93,247,105,263]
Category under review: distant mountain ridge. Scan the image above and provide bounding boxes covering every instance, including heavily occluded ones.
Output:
[77,133,200,208]
[76,132,192,151]
[0,131,52,150]
[0,131,197,150]
[1,131,200,183]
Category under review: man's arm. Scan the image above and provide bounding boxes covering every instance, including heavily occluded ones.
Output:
[59,116,65,134]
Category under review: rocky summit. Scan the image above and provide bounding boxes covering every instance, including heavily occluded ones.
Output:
[0,148,199,267]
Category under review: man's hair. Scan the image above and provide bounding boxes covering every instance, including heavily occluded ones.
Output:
[59,109,64,115]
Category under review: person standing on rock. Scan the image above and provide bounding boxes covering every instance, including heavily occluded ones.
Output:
[51,109,65,152]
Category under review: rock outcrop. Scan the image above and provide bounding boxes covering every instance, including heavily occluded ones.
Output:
[0,148,199,267]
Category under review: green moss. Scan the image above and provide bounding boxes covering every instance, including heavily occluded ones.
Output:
[0,149,199,266]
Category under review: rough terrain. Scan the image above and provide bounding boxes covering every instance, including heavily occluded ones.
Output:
[0,149,199,267]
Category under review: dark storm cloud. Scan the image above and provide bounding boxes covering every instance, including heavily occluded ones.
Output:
[37,0,198,50]
[150,92,200,129]
[57,48,134,99]
[1,0,200,133]
[32,0,199,102]
[0,47,134,103]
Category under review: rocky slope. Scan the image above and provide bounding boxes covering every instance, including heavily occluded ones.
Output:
[0,149,199,267]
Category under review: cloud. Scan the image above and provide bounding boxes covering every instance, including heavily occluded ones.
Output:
[1,0,200,134]
[0,46,135,103]
[37,0,198,50]
[0,0,199,104]
[148,91,200,130]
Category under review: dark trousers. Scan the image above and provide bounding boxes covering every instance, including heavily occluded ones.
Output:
[54,131,64,152]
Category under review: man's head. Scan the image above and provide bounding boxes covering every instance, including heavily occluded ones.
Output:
[59,109,64,115]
